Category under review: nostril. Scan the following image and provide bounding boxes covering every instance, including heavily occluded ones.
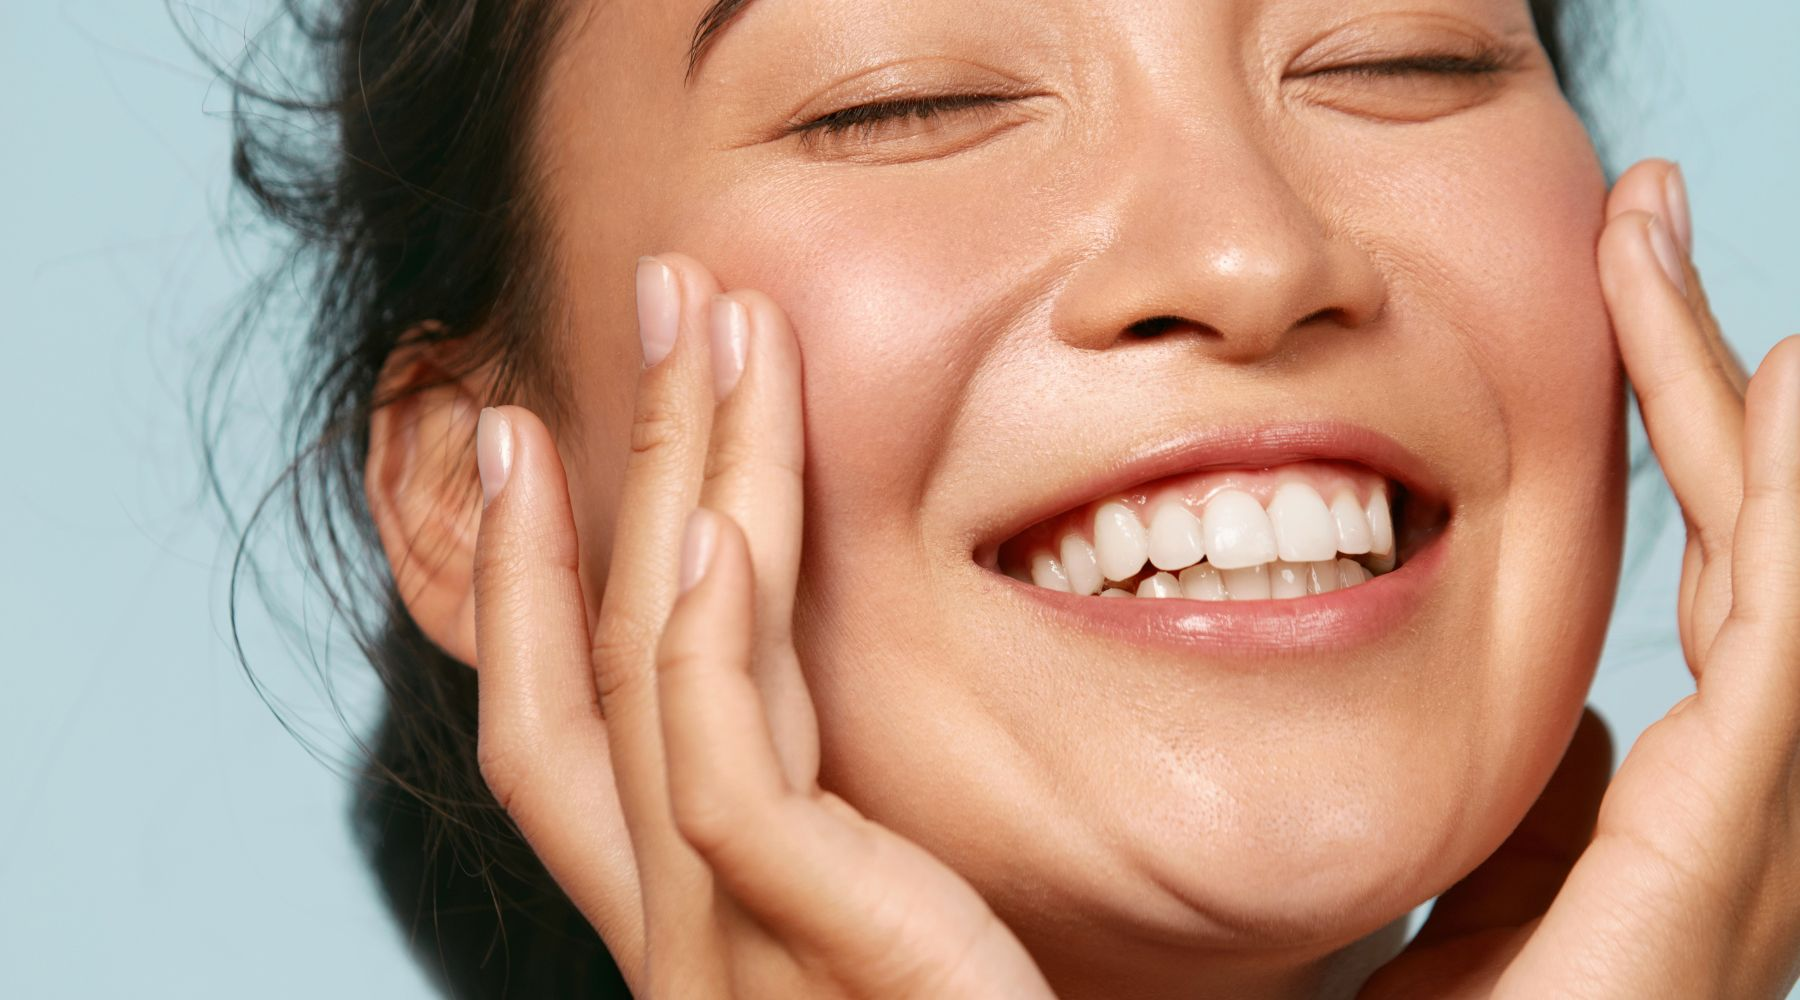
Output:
[1127,316,1179,338]
[1127,315,1216,339]
[1296,306,1353,328]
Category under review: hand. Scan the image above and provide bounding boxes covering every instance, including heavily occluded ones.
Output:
[468,254,1054,998]
[1365,160,1800,998]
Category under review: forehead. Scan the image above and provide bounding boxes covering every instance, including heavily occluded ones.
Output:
[548,0,1537,118]
[571,0,1535,88]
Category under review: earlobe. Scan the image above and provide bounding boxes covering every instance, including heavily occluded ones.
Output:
[364,351,488,668]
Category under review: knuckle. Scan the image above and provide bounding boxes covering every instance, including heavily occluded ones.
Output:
[704,435,805,493]
[472,514,581,585]
[765,447,807,485]
[475,732,534,817]
[591,618,655,704]
[702,432,760,483]
[668,778,746,859]
[628,400,692,461]
[1631,363,1706,407]
[1741,479,1787,511]
[471,541,525,588]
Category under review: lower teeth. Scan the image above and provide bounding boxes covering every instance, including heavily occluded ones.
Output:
[1056,554,1393,601]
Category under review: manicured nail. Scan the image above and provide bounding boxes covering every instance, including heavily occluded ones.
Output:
[636,256,680,368]
[710,295,749,401]
[1663,163,1693,255]
[1646,215,1688,297]
[679,508,718,594]
[476,407,514,507]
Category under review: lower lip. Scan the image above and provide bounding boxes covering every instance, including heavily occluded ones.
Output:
[991,526,1450,658]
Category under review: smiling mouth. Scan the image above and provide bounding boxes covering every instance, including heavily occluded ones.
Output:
[992,459,1447,602]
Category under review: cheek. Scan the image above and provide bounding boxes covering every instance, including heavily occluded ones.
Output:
[666,162,1070,526]
[1366,100,1626,827]
[1360,98,1620,431]
[1337,94,1626,583]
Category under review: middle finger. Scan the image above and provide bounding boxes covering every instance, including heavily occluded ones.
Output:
[592,253,727,920]
[696,289,817,786]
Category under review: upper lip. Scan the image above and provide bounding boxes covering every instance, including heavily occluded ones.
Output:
[971,420,1445,566]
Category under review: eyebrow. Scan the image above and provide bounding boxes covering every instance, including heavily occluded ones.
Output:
[686,0,760,84]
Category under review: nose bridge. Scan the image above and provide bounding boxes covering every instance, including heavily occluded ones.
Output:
[1056,91,1384,359]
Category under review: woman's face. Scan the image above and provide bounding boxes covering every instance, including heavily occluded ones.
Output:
[535,0,1625,988]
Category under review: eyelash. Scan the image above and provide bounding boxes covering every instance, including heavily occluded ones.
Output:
[1307,52,1511,79]
[787,54,1509,143]
[788,92,1015,142]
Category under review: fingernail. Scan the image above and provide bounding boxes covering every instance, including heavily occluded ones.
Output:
[636,256,680,368]
[679,508,718,594]
[709,295,749,401]
[476,407,514,507]
[1663,163,1693,255]
[1646,215,1688,297]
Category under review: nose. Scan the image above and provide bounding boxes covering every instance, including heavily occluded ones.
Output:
[1054,118,1387,364]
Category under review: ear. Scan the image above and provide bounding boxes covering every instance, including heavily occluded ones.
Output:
[365,346,487,668]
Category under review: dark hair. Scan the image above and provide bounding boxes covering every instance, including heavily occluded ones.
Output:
[207,2,1608,997]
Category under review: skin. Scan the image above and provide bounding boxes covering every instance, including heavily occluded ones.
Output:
[362,0,1800,996]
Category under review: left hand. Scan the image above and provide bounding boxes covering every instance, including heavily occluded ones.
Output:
[1364,159,1800,998]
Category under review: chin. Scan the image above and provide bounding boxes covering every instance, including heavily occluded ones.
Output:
[1105,763,1483,946]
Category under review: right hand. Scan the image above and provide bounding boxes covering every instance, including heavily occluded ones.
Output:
[468,253,1055,998]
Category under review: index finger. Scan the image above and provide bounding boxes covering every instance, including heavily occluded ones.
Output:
[1598,209,1745,550]
[1605,159,1748,395]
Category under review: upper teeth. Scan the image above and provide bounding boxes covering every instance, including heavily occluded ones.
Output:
[1094,502,1150,581]
[1016,480,1397,599]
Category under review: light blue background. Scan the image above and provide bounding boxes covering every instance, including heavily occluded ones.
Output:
[2,2,1794,997]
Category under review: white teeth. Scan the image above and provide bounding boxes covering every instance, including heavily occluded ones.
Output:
[1059,533,1104,596]
[1307,560,1341,594]
[1147,502,1207,572]
[1201,490,1278,570]
[1219,563,1271,600]
[1178,563,1227,601]
[1136,572,1182,598]
[1367,486,1395,557]
[1020,551,1383,601]
[1093,502,1150,582]
[1030,551,1071,593]
[1267,483,1337,563]
[1270,561,1309,599]
[1011,478,1409,600]
[1330,491,1373,555]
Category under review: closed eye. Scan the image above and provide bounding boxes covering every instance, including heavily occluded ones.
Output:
[1297,52,1513,79]
[1288,48,1523,121]
[784,51,1509,151]
[785,94,1017,149]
